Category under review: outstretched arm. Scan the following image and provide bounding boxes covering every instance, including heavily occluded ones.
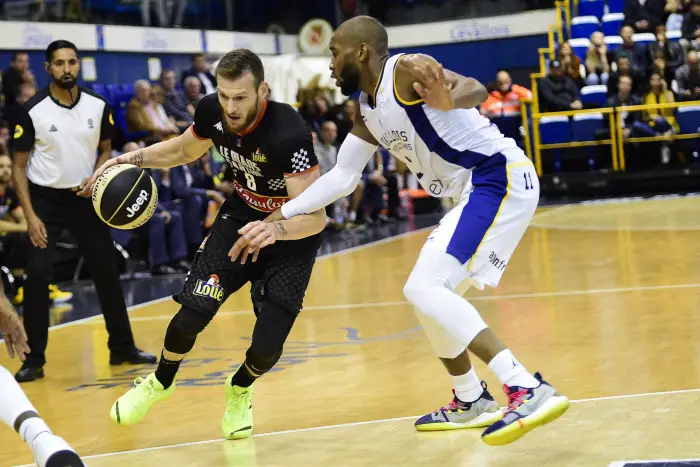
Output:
[395,53,488,111]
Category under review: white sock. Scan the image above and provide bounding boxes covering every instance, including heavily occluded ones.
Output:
[488,350,539,388]
[453,367,483,403]
[0,366,37,428]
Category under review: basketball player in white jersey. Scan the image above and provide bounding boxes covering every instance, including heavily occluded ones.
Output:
[0,282,84,466]
[229,16,569,446]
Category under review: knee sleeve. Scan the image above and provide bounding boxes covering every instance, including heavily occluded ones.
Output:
[244,299,296,376]
[163,306,213,354]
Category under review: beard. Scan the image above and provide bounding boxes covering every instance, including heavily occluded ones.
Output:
[53,74,77,90]
[338,61,361,96]
[222,96,260,133]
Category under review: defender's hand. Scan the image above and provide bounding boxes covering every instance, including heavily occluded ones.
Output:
[0,310,29,360]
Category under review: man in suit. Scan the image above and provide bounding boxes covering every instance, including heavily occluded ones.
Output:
[180,54,216,96]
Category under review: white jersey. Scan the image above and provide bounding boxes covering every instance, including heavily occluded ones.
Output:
[359,54,527,199]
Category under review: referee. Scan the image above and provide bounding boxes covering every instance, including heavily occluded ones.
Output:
[11,40,156,382]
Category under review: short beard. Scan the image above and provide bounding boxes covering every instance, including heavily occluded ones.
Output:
[53,75,77,90]
[339,62,361,96]
[222,95,260,133]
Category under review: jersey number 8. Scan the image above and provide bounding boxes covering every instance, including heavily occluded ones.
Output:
[244,173,257,191]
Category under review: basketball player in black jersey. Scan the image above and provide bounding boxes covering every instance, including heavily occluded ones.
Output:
[90,49,326,439]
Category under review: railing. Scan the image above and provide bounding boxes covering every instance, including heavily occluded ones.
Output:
[529,101,700,176]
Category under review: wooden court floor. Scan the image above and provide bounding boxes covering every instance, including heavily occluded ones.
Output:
[3,195,700,467]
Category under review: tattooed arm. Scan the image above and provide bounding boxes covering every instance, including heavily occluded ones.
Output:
[90,128,213,189]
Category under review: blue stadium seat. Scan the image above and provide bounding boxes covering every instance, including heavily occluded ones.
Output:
[491,115,521,141]
[604,35,623,50]
[602,13,624,36]
[578,0,605,19]
[539,116,571,144]
[91,83,107,99]
[667,30,682,42]
[676,105,700,134]
[580,85,608,107]
[608,0,624,13]
[571,16,599,39]
[633,33,656,46]
[572,112,605,141]
[568,38,590,61]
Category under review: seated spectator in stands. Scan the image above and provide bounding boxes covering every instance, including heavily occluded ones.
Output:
[681,0,700,50]
[606,75,643,139]
[539,60,583,111]
[625,0,667,33]
[315,95,332,125]
[675,49,700,98]
[169,160,225,256]
[181,53,216,95]
[334,99,356,144]
[2,52,34,109]
[558,41,584,87]
[608,56,645,95]
[667,0,687,30]
[0,120,9,154]
[585,32,611,85]
[481,70,532,117]
[150,85,181,133]
[643,71,680,134]
[184,76,204,109]
[649,25,686,79]
[127,79,179,144]
[161,69,193,131]
[615,26,650,71]
[650,52,675,88]
[147,200,190,275]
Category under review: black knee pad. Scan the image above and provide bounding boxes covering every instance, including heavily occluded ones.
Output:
[163,306,213,354]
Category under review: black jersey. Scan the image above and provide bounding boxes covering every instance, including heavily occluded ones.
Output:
[191,95,318,221]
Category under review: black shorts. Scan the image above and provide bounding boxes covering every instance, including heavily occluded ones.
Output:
[0,232,32,269]
[174,209,322,318]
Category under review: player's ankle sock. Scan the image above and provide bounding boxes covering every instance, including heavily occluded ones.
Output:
[452,367,484,403]
[488,349,539,388]
[230,362,257,388]
[18,415,51,444]
[154,353,182,389]
[0,366,37,429]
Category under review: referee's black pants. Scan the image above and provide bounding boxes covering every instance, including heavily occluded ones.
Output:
[23,183,136,367]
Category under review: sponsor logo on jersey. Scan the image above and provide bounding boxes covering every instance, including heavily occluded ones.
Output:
[489,251,507,271]
[252,147,267,163]
[379,130,412,152]
[214,122,224,132]
[14,125,23,139]
[232,180,289,213]
[193,274,225,302]
[218,145,263,177]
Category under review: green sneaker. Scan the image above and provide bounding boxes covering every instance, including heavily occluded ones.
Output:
[109,373,175,425]
[221,374,254,439]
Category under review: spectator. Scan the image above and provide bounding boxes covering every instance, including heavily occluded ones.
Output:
[315,95,332,125]
[160,69,193,130]
[151,85,181,133]
[183,76,204,108]
[585,32,611,85]
[538,60,583,111]
[181,53,216,95]
[126,79,179,143]
[558,41,584,86]
[681,0,700,50]
[675,50,700,99]
[2,53,34,109]
[648,25,686,79]
[334,99,356,145]
[0,120,9,154]
[667,0,687,31]
[643,71,680,135]
[608,56,645,95]
[481,70,532,117]
[650,52,675,88]
[615,26,649,71]
[606,75,643,140]
[625,0,667,33]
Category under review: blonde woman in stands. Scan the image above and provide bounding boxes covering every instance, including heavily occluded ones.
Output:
[585,32,611,85]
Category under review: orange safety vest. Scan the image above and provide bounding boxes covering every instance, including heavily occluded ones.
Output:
[480,84,532,118]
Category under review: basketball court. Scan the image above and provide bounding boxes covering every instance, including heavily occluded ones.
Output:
[3,195,700,467]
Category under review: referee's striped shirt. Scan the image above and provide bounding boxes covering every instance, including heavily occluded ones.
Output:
[13,87,114,189]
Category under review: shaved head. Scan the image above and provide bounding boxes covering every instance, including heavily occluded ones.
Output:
[335,16,389,55]
[329,16,390,96]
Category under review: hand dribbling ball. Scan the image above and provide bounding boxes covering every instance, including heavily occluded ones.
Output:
[92,164,158,230]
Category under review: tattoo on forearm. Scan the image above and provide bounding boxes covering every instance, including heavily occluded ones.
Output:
[131,150,145,167]
[274,221,288,238]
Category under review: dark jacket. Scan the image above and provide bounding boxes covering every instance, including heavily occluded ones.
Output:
[538,75,581,112]
[647,40,686,72]
[682,11,700,41]
[180,69,217,95]
[624,0,666,32]
[606,94,642,127]
[613,43,649,71]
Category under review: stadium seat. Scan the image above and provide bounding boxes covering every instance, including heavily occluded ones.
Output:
[601,13,624,36]
[491,115,521,141]
[539,116,571,144]
[667,30,682,42]
[577,0,605,19]
[604,35,623,50]
[568,38,590,61]
[91,83,107,98]
[571,16,599,39]
[633,33,656,46]
[572,112,605,141]
[676,106,700,134]
[608,0,624,13]
[580,85,608,107]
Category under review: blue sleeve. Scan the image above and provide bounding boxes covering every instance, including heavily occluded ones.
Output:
[170,166,209,199]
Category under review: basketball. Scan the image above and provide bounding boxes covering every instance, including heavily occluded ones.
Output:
[92,164,158,230]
